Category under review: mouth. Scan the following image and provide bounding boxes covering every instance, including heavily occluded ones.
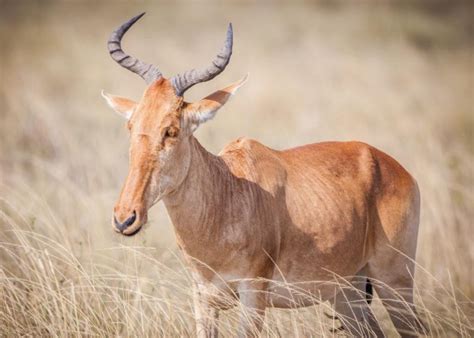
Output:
[123,226,142,236]
[113,210,148,237]
[113,222,144,237]
[112,206,149,237]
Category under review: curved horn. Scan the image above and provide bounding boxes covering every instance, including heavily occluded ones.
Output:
[171,23,233,96]
[107,12,162,84]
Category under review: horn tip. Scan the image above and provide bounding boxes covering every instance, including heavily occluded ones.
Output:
[128,12,146,25]
[133,12,146,21]
[226,23,233,44]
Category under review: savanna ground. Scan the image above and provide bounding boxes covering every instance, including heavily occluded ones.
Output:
[0,0,473,336]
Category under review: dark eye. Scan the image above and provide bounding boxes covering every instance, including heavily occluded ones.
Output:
[164,127,178,139]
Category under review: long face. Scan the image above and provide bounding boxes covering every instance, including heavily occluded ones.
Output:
[103,12,245,235]
[107,79,189,235]
[103,76,247,235]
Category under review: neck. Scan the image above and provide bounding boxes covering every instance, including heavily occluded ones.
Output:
[163,136,230,236]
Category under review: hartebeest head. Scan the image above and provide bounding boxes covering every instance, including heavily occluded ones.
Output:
[102,13,246,235]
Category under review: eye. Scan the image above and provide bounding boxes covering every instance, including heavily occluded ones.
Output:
[164,127,178,139]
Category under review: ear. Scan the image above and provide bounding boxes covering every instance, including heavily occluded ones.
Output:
[184,74,248,131]
[101,90,138,120]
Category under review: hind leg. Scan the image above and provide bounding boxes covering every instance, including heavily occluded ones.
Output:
[330,267,384,337]
[368,247,427,337]
[370,179,427,337]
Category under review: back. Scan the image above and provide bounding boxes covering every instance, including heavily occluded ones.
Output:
[219,138,414,284]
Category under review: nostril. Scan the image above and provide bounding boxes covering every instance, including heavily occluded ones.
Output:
[125,210,137,227]
[114,210,137,232]
[114,216,124,232]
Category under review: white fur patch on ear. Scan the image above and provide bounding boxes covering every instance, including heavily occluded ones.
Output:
[229,73,249,95]
[193,107,218,125]
[187,107,216,133]
[101,90,136,120]
[186,74,249,131]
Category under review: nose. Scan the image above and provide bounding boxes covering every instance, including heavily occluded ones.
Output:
[114,210,137,233]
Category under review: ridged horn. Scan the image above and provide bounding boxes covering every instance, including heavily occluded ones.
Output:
[171,23,233,96]
[107,12,162,84]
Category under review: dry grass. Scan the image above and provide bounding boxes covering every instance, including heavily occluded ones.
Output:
[0,0,473,336]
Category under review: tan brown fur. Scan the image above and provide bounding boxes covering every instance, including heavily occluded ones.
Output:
[103,76,424,337]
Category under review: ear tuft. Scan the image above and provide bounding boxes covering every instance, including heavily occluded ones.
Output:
[101,90,114,103]
[229,73,249,95]
[101,90,137,120]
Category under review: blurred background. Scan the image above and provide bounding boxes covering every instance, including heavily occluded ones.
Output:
[0,0,472,336]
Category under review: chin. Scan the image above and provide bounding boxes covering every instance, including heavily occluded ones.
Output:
[113,223,144,237]
[123,226,142,236]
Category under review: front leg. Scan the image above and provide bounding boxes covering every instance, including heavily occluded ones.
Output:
[193,283,219,338]
[236,280,268,338]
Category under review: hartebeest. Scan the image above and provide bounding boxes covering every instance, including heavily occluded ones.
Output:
[102,13,425,337]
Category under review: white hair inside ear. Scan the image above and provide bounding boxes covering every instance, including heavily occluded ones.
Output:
[185,74,249,131]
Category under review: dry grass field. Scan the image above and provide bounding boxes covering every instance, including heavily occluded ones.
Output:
[0,0,473,336]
